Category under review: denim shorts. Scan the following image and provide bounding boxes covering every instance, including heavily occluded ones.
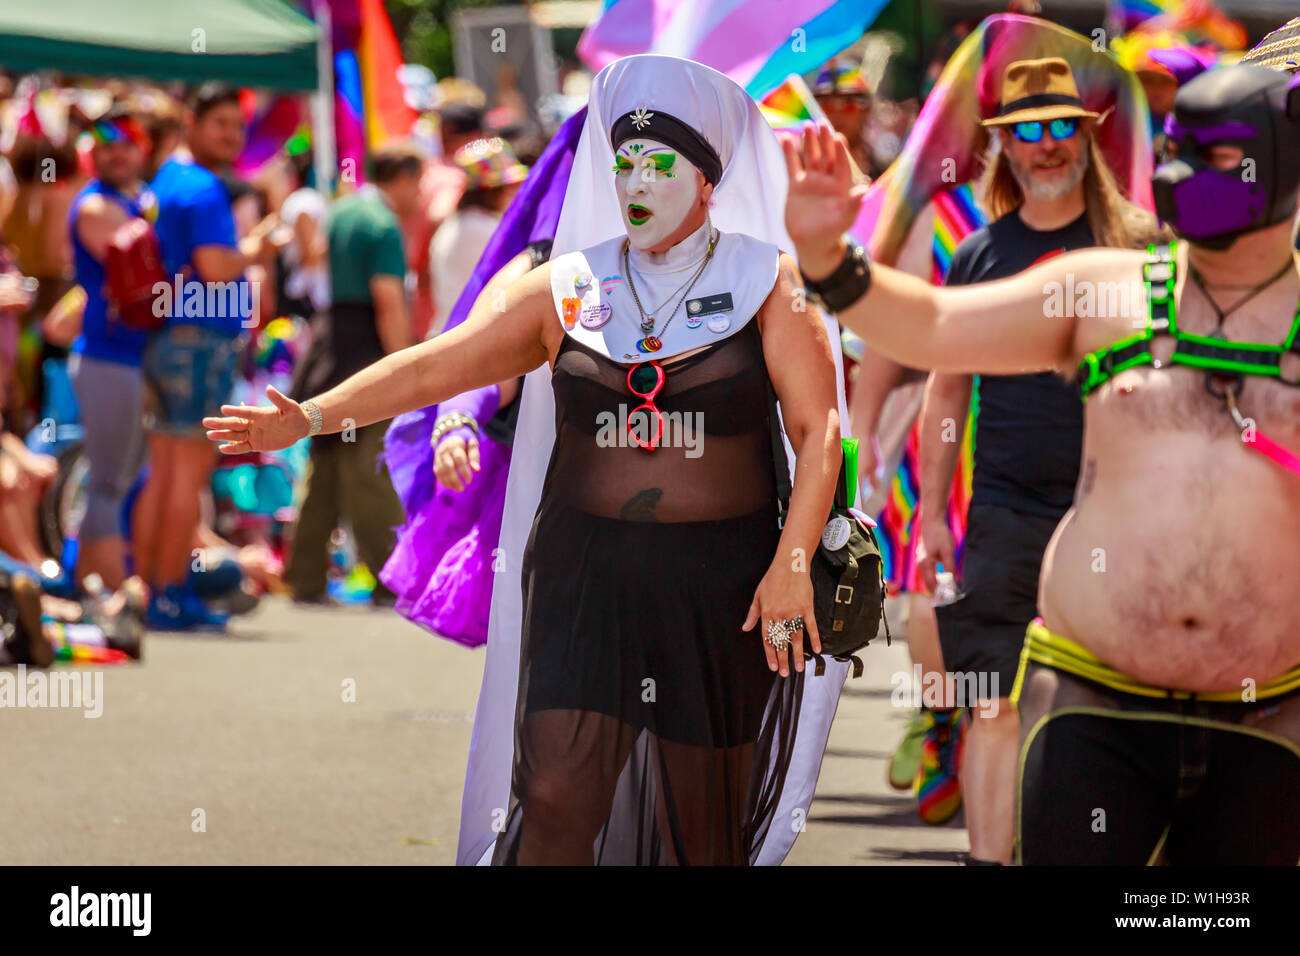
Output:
[143,324,242,436]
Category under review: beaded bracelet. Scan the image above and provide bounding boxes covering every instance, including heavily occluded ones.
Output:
[431,412,480,448]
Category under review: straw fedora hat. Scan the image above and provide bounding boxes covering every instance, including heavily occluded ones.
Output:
[1240,17,1300,73]
[981,56,1101,127]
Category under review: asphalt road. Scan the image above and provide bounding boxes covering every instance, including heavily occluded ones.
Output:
[0,596,967,865]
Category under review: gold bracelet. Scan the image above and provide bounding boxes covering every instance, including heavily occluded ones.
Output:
[431,412,479,448]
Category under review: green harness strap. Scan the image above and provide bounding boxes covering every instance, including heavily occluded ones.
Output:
[1077,240,1300,400]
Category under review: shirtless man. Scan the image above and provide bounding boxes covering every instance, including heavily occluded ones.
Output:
[784,63,1300,864]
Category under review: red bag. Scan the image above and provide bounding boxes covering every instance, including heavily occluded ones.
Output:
[105,218,168,331]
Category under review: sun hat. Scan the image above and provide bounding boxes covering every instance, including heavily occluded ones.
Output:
[453,137,529,190]
[981,56,1102,127]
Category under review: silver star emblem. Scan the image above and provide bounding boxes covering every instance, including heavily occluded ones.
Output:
[630,106,654,130]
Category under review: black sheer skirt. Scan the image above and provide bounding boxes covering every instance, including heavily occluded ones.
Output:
[491,320,805,865]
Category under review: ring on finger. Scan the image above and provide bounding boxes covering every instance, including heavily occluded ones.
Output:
[764,617,803,651]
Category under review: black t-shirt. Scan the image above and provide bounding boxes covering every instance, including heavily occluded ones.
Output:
[944,211,1093,517]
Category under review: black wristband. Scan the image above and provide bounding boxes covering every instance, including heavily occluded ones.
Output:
[802,237,872,314]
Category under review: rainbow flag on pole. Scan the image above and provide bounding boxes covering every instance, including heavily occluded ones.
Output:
[873,184,983,593]
[577,0,890,99]
[757,73,828,135]
[237,0,415,181]
[358,0,418,150]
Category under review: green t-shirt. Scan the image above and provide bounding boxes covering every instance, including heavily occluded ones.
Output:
[328,189,407,304]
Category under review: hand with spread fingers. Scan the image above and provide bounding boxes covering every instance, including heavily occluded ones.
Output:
[203,386,310,455]
[779,121,870,279]
[741,561,821,678]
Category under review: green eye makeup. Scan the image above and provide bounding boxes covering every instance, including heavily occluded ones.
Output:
[650,153,677,177]
[613,149,679,178]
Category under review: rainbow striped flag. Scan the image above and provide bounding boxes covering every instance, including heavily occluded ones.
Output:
[358,0,418,150]
[236,0,414,183]
[874,183,983,593]
[1110,0,1178,31]
[334,47,368,183]
[1110,0,1247,76]
[758,74,828,134]
[577,0,889,99]
[1110,0,1246,50]
[236,96,308,176]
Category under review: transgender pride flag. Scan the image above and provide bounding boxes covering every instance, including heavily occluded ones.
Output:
[577,0,890,100]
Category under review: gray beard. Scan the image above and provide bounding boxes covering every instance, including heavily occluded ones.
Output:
[1009,144,1089,201]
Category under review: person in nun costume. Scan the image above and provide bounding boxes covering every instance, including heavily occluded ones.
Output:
[204,55,854,865]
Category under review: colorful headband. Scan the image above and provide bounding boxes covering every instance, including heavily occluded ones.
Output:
[813,65,871,98]
[90,117,149,152]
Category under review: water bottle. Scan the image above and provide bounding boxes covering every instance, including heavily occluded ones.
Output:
[933,563,957,607]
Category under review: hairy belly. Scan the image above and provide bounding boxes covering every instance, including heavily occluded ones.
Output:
[1039,434,1300,693]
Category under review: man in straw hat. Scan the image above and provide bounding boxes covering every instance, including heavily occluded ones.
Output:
[786,59,1300,864]
[917,56,1159,863]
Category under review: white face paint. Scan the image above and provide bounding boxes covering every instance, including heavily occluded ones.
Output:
[613,137,702,250]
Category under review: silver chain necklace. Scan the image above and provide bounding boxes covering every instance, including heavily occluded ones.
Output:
[622,228,717,341]
[632,262,700,318]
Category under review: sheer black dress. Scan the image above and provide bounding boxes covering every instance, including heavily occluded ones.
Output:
[491,317,805,865]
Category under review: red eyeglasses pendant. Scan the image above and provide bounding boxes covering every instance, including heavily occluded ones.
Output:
[626,360,665,451]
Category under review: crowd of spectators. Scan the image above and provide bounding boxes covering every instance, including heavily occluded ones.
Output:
[0,68,559,662]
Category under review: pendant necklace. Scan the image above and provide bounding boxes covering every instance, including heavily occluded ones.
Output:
[622,228,717,352]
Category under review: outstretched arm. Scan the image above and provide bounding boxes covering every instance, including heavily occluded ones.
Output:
[831,250,1106,374]
[205,262,557,453]
[781,123,1142,376]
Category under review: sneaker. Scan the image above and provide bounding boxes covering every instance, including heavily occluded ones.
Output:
[888,709,932,790]
[207,586,261,617]
[914,707,966,825]
[187,558,244,597]
[177,585,229,629]
[146,585,228,632]
[85,579,147,660]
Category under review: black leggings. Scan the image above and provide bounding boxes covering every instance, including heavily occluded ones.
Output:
[1016,662,1300,865]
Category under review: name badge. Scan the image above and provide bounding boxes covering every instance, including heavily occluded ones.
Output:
[685,292,733,318]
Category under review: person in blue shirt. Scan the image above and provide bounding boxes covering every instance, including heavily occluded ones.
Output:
[136,83,279,630]
[67,107,157,596]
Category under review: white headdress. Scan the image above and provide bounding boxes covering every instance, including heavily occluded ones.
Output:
[457,54,851,865]
[554,53,793,258]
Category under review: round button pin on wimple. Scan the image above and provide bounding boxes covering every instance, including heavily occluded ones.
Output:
[686,299,703,329]
[707,314,730,334]
[574,272,594,295]
[580,301,612,330]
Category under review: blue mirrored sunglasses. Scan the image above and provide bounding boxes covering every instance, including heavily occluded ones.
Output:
[1010,117,1080,143]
